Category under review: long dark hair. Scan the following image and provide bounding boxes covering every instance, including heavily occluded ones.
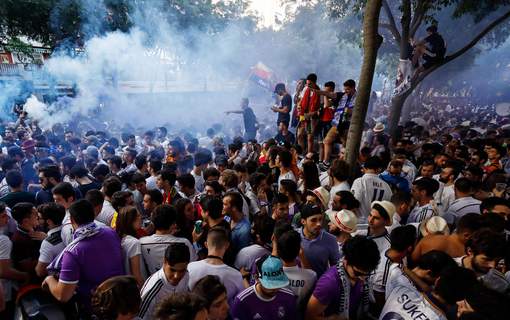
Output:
[115,206,139,238]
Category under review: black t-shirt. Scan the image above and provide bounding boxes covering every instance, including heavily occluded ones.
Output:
[0,191,36,208]
[277,94,292,124]
[243,107,257,133]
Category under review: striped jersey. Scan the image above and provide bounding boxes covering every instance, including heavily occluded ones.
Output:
[138,268,189,319]
[379,285,447,320]
[442,197,480,226]
[371,251,404,293]
[407,202,437,224]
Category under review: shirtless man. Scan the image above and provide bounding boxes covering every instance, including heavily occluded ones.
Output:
[411,213,483,262]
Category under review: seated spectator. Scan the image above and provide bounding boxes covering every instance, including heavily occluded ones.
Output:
[306,236,380,319]
[35,203,66,277]
[154,292,207,320]
[231,255,297,320]
[192,275,229,320]
[187,227,244,306]
[0,170,35,208]
[10,202,41,275]
[140,204,196,275]
[91,276,141,320]
[139,243,190,320]
[42,199,124,315]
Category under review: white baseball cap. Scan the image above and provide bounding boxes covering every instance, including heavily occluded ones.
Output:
[327,209,358,233]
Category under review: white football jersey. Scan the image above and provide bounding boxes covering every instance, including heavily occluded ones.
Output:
[351,173,393,223]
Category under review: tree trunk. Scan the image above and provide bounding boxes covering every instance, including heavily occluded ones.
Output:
[344,0,383,173]
[388,91,411,138]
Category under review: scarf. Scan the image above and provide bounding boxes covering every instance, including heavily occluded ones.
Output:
[336,262,371,319]
[163,187,178,204]
[332,92,356,126]
[47,222,101,275]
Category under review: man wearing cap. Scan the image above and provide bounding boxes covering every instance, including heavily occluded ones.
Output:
[360,201,395,258]
[351,156,393,224]
[271,83,292,128]
[300,204,340,277]
[231,255,297,320]
[327,209,357,258]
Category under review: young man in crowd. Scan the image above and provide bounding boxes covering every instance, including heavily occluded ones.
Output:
[234,214,273,272]
[10,202,41,275]
[327,159,351,209]
[145,160,162,190]
[157,169,182,205]
[299,204,340,277]
[442,177,481,228]
[306,236,380,319]
[326,208,358,256]
[298,73,321,154]
[389,191,413,230]
[42,199,124,316]
[351,156,393,223]
[36,165,61,205]
[140,204,196,274]
[35,203,66,277]
[380,160,411,193]
[193,196,231,259]
[455,228,508,292]
[97,176,122,225]
[231,255,297,320]
[370,225,416,311]
[272,83,292,128]
[187,227,244,306]
[0,170,35,208]
[223,192,250,255]
[142,188,163,218]
[139,243,190,320]
[409,177,440,224]
[364,201,395,256]
[277,229,317,312]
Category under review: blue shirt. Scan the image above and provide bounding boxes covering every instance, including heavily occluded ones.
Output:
[231,218,251,255]
[379,172,410,193]
[300,229,341,277]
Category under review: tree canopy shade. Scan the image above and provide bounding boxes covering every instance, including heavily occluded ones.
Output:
[325,0,510,136]
[0,0,250,49]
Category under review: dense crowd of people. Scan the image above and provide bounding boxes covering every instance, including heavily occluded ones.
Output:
[0,69,509,320]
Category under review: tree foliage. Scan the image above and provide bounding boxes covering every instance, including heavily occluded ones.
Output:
[0,0,250,48]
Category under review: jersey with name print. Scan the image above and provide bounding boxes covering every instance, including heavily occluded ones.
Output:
[351,173,393,223]
[379,285,447,320]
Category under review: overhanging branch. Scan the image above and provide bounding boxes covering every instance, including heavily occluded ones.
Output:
[382,0,401,43]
